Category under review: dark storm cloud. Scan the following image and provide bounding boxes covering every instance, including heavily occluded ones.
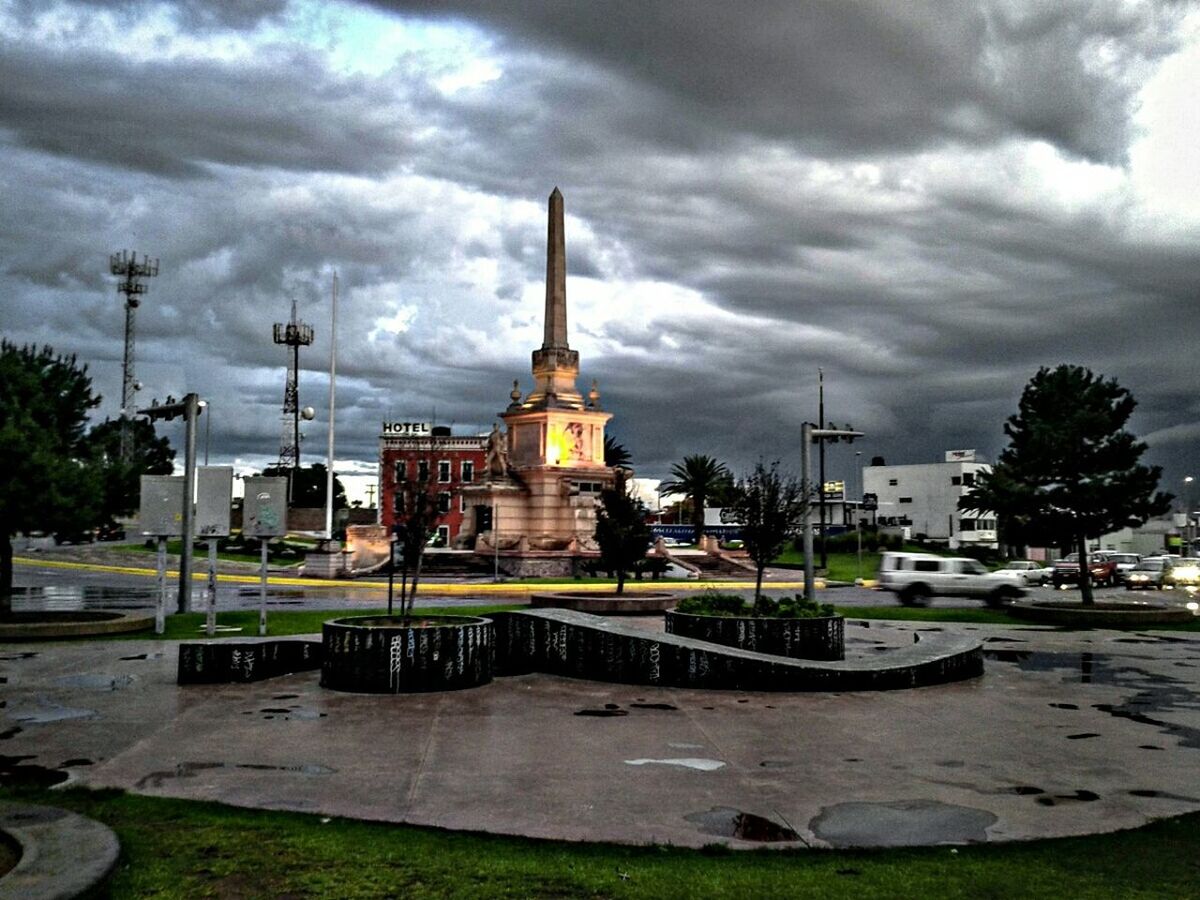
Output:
[382,0,1180,163]
[0,42,421,178]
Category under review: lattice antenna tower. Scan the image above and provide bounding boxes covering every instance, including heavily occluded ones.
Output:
[109,250,159,460]
[273,297,314,471]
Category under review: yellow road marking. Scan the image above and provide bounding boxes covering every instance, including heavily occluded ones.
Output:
[14,556,818,593]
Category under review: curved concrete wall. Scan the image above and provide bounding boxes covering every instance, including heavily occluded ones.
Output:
[665,611,844,661]
[321,616,493,693]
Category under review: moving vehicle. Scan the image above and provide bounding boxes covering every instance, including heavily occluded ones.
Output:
[1165,557,1200,589]
[877,552,1026,608]
[1000,560,1052,586]
[1125,558,1169,590]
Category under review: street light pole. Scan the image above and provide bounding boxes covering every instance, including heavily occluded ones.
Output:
[1185,476,1194,554]
[802,423,865,600]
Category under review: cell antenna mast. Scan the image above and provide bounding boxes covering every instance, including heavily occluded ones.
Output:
[273,298,314,471]
[109,249,159,460]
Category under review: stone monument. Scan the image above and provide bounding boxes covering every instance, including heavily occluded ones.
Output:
[462,188,617,576]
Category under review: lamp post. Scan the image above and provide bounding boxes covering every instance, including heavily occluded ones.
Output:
[1185,476,1194,554]
[802,423,864,600]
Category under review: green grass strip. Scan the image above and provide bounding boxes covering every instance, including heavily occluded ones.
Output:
[2,787,1197,898]
[135,606,525,640]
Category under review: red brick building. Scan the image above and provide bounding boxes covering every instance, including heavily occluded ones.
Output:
[379,423,487,547]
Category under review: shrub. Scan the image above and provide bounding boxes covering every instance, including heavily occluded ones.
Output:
[674,592,835,619]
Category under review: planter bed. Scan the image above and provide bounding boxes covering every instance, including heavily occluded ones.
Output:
[665,610,844,661]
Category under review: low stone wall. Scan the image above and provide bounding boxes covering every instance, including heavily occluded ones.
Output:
[531,591,677,615]
[0,610,155,641]
[1008,599,1195,627]
[665,611,844,661]
[178,639,322,684]
[321,615,493,693]
[492,609,982,691]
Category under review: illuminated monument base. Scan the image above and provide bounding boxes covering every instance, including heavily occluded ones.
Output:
[460,188,618,577]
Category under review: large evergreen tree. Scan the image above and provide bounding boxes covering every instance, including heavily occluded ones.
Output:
[722,461,808,611]
[0,342,103,614]
[960,365,1170,605]
[261,462,348,509]
[659,454,733,542]
[82,417,175,533]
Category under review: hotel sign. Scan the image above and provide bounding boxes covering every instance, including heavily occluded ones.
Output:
[381,422,432,437]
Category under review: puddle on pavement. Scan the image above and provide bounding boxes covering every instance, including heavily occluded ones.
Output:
[1129,789,1200,801]
[630,703,678,711]
[60,758,93,767]
[1049,703,1079,710]
[1092,690,1200,749]
[1010,786,1045,795]
[1067,733,1101,740]
[1139,745,1165,751]
[0,652,38,661]
[0,728,20,741]
[260,707,325,721]
[0,754,70,788]
[759,760,792,769]
[9,701,97,724]
[685,806,799,842]
[136,760,335,788]
[625,758,725,771]
[1036,790,1100,806]
[575,708,628,717]
[810,799,997,848]
[120,653,163,661]
[56,673,135,691]
[272,694,300,700]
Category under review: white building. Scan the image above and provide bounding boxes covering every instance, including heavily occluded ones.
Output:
[863,450,998,549]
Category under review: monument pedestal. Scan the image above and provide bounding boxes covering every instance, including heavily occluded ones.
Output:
[304,540,347,578]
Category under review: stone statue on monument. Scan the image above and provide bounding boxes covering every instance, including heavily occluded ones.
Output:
[485,423,509,480]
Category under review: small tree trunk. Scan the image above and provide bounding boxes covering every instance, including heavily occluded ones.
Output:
[408,548,424,617]
[1078,533,1094,607]
[0,530,13,619]
[753,564,765,614]
[616,568,625,595]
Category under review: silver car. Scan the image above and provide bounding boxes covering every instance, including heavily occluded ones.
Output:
[1000,560,1052,586]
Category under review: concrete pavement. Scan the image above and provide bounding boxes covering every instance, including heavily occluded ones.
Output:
[3,619,1199,848]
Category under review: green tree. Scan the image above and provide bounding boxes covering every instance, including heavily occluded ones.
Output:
[722,460,808,611]
[603,434,632,468]
[0,342,103,614]
[82,417,175,533]
[261,463,348,510]
[594,472,652,595]
[659,454,732,543]
[960,365,1170,605]
[389,457,445,618]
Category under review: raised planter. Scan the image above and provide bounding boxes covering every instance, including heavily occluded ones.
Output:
[530,591,676,615]
[665,610,845,661]
[178,639,322,684]
[1008,599,1195,627]
[0,610,154,641]
[321,615,493,693]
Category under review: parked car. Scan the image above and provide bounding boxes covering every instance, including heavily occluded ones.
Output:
[1104,553,1141,579]
[1125,558,1169,590]
[1051,553,1121,588]
[1000,560,1053,586]
[877,552,1026,608]
[1164,557,1200,589]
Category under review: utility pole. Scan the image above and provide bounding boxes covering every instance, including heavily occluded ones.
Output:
[802,423,864,601]
[273,299,314,501]
[109,250,158,460]
[818,369,827,570]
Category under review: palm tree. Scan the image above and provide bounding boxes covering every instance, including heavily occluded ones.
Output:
[659,454,732,543]
[604,435,632,468]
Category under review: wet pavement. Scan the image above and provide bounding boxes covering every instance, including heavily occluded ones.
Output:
[3,620,1199,848]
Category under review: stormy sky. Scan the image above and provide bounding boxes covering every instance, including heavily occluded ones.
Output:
[2,0,1198,504]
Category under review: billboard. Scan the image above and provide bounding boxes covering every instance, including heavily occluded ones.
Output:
[243,476,289,538]
[140,475,185,537]
[196,466,233,538]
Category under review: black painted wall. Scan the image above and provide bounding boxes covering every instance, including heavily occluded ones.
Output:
[665,611,845,661]
[178,640,322,684]
[321,616,493,693]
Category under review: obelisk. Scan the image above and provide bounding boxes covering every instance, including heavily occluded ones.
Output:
[544,187,567,349]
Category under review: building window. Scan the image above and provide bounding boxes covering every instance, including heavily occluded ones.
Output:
[437,491,452,514]
[438,460,451,483]
[393,460,405,483]
[461,461,474,483]
[951,476,962,486]
[459,494,467,512]
[435,525,449,547]
[899,497,913,504]
[963,472,976,487]
[393,492,405,515]
[417,460,430,483]
[888,478,898,486]
[959,518,976,532]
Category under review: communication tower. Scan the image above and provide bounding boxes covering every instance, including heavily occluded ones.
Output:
[109,250,159,460]
[273,299,314,472]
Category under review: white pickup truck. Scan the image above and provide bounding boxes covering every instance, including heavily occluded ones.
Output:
[877,552,1027,608]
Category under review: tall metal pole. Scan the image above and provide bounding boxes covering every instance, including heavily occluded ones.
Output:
[177,393,199,614]
[802,422,815,601]
[326,272,338,539]
[818,370,827,570]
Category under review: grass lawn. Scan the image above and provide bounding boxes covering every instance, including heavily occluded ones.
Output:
[774,546,941,582]
[117,541,305,567]
[124,606,525,640]
[2,787,1196,898]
